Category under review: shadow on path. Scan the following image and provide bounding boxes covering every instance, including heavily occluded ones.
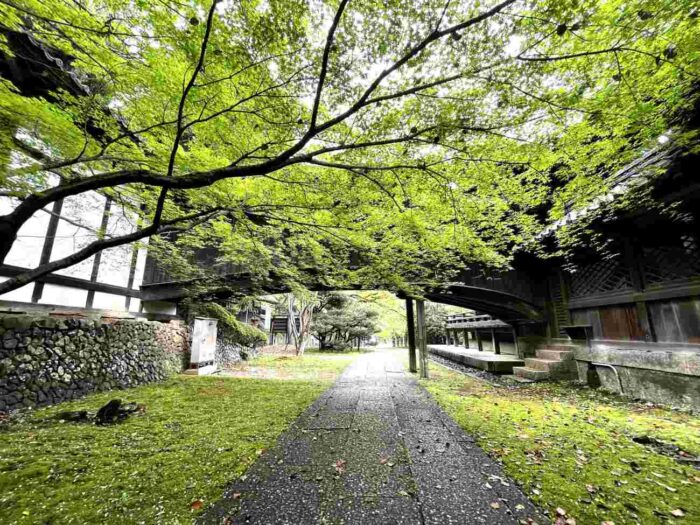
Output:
[199,349,547,524]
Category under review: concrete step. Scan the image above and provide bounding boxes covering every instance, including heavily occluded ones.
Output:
[536,349,574,361]
[513,366,550,381]
[541,344,578,351]
[524,357,563,372]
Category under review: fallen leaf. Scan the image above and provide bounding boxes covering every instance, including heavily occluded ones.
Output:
[334,459,347,474]
[490,502,501,509]
[190,500,204,511]
[671,509,685,517]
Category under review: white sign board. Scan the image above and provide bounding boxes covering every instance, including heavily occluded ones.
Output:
[187,317,218,375]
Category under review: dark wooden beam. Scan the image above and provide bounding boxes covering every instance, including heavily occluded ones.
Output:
[405,298,417,373]
[86,198,112,309]
[31,198,64,303]
[416,299,428,379]
[1,264,140,297]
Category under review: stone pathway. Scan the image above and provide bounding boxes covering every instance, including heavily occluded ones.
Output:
[200,349,547,524]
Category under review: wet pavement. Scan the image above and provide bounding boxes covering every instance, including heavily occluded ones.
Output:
[199,349,547,524]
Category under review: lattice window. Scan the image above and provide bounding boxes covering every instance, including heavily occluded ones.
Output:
[568,257,634,298]
[548,275,571,334]
[641,238,700,286]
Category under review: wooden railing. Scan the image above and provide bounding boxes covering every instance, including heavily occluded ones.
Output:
[446,314,510,329]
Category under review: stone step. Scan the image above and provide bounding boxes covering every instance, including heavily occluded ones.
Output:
[524,357,566,372]
[541,344,578,351]
[536,349,574,361]
[513,366,550,381]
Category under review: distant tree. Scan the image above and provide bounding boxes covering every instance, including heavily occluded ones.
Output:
[311,294,380,350]
[284,291,319,356]
[424,303,450,343]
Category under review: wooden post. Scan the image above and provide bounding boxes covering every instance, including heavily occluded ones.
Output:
[463,329,469,349]
[491,328,500,354]
[406,298,418,373]
[512,327,521,358]
[476,330,483,352]
[416,299,429,379]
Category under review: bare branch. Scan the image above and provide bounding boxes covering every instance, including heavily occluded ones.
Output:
[309,0,351,131]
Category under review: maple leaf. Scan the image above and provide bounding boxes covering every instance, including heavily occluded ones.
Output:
[334,459,347,474]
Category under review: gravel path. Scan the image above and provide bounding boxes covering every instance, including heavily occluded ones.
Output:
[199,349,547,524]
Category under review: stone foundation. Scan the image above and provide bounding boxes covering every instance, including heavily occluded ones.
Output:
[574,342,700,409]
[0,315,189,412]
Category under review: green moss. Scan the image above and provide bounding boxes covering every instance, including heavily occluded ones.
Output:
[0,354,357,524]
[192,303,267,347]
[227,353,358,380]
[421,363,700,524]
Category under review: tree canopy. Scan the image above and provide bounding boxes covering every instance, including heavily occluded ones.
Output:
[1,0,699,297]
[311,292,380,349]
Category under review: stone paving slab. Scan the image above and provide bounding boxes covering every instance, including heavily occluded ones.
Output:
[199,349,548,525]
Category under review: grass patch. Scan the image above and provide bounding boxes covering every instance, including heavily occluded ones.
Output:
[223,352,359,380]
[421,363,700,525]
[0,353,357,524]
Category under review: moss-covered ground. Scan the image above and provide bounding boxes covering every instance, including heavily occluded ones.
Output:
[221,351,362,380]
[421,360,700,525]
[0,353,357,524]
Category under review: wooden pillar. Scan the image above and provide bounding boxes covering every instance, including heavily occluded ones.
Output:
[86,198,113,309]
[512,327,521,358]
[416,299,429,379]
[463,329,469,349]
[406,298,417,373]
[31,198,64,303]
[476,330,483,352]
[491,328,500,354]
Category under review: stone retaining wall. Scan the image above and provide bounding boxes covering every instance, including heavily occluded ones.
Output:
[0,315,189,412]
[216,338,259,367]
